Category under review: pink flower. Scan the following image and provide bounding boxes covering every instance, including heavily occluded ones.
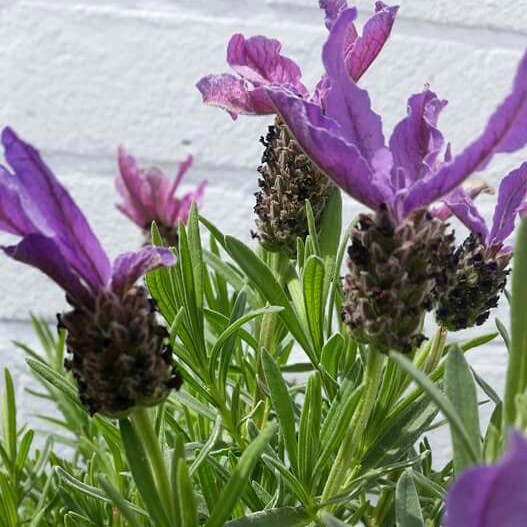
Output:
[116,147,206,240]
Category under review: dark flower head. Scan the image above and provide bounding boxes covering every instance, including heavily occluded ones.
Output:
[0,127,180,417]
[116,148,206,247]
[435,164,527,330]
[445,430,527,527]
[253,118,334,255]
[196,1,398,119]
[266,7,527,221]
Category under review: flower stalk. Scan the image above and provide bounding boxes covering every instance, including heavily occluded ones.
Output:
[128,407,176,523]
[321,349,385,509]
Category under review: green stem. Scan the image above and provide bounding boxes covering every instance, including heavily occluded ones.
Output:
[130,407,175,523]
[423,326,448,374]
[253,248,290,427]
[321,350,385,508]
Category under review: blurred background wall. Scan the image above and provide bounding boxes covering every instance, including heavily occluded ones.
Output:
[1,0,526,457]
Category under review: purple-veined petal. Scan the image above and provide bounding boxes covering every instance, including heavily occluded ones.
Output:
[227,34,307,96]
[169,155,193,197]
[196,74,275,118]
[322,8,387,165]
[389,89,447,187]
[441,188,489,240]
[111,246,176,296]
[488,162,527,245]
[171,179,207,225]
[2,127,111,292]
[320,0,350,30]
[403,49,527,214]
[267,88,388,209]
[430,180,493,220]
[3,234,93,308]
[445,430,527,527]
[0,166,40,235]
[116,146,155,226]
[346,2,399,81]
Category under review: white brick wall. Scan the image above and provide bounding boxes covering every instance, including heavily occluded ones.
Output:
[0,0,523,459]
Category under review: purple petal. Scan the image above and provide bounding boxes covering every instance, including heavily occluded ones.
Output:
[267,88,388,209]
[441,188,489,240]
[319,0,350,30]
[489,162,527,245]
[403,49,527,214]
[116,147,160,227]
[445,430,527,527]
[227,34,307,96]
[389,89,447,187]
[322,8,387,165]
[196,74,275,118]
[3,234,93,307]
[0,166,39,235]
[346,2,399,81]
[2,128,111,293]
[430,181,493,220]
[111,246,175,296]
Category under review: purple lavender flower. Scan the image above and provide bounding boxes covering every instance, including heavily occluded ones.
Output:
[0,127,181,416]
[266,7,527,351]
[435,165,527,330]
[196,1,398,119]
[266,7,527,222]
[116,147,206,247]
[445,430,527,527]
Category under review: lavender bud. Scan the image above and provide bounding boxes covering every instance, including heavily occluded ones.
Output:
[436,233,510,331]
[62,286,182,418]
[342,206,454,353]
[254,118,334,255]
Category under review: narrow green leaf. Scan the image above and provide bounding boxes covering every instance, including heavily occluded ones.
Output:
[119,419,171,527]
[26,358,81,409]
[303,256,326,351]
[224,507,311,526]
[16,429,34,470]
[98,476,144,527]
[261,349,298,475]
[2,369,17,462]
[298,373,321,488]
[205,423,277,527]
[445,346,482,472]
[305,200,321,256]
[176,459,199,527]
[225,236,315,360]
[396,470,425,527]
[483,403,503,462]
[505,217,527,426]
[318,187,342,262]
[390,352,479,465]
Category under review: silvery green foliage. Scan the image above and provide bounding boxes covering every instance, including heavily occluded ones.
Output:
[2,202,520,527]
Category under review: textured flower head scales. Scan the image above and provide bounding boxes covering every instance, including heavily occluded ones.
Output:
[116,147,206,232]
[445,430,527,527]
[196,1,398,119]
[0,127,174,309]
[267,7,527,220]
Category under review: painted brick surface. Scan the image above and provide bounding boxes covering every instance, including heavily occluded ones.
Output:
[0,0,524,461]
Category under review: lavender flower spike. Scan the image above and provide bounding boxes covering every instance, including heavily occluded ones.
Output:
[116,147,206,246]
[197,1,397,119]
[0,127,181,417]
[436,163,527,330]
[445,430,527,527]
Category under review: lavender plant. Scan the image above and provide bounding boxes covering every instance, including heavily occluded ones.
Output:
[2,1,527,526]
